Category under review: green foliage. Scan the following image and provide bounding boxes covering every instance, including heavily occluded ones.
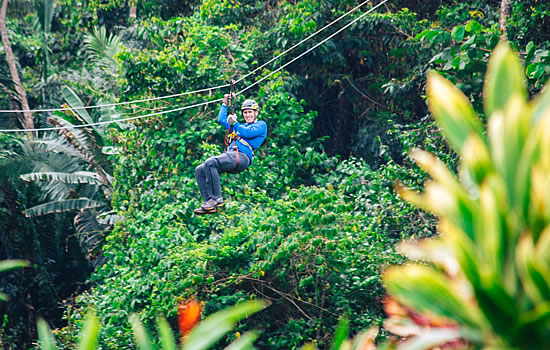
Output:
[384,42,550,348]
[0,260,29,301]
[507,0,550,47]
[38,301,262,350]
[84,26,121,68]
[0,134,94,348]
[5,1,550,349]
[415,19,500,111]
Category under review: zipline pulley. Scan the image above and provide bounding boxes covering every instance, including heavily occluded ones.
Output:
[224,79,237,148]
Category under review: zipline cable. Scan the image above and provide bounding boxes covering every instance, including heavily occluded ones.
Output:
[0,0,377,114]
[0,98,223,132]
[0,0,389,133]
[0,85,230,114]
[237,0,389,97]
[234,0,375,85]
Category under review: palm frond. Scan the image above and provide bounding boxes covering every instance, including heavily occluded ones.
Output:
[75,209,108,267]
[61,86,104,142]
[32,139,89,161]
[20,172,104,185]
[20,139,83,173]
[32,0,56,33]
[99,101,129,132]
[84,26,121,63]
[97,210,123,225]
[24,198,104,217]
[46,115,97,165]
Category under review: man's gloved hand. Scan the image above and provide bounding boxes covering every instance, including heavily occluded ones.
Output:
[222,93,236,106]
[228,113,237,125]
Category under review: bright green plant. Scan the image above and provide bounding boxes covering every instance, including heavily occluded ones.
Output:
[38,301,264,349]
[16,86,122,263]
[381,41,550,348]
[84,26,121,70]
[0,260,29,301]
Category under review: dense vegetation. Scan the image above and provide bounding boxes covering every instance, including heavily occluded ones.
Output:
[1,0,550,348]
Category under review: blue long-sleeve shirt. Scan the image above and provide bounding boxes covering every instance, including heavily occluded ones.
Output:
[218,105,267,164]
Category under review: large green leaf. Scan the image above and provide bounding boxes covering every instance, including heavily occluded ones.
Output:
[224,331,260,350]
[487,96,531,209]
[37,318,57,350]
[129,314,153,350]
[484,41,527,118]
[477,179,508,279]
[20,171,104,185]
[384,264,483,329]
[84,26,121,62]
[62,86,103,139]
[330,317,350,350]
[156,317,177,350]
[46,115,96,162]
[32,0,56,33]
[24,198,104,217]
[78,312,101,350]
[473,275,519,335]
[516,234,550,303]
[33,139,90,161]
[0,259,30,273]
[440,220,482,286]
[426,71,484,153]
[183,300,266,350]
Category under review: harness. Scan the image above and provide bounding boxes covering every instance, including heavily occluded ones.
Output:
[223,80,253,172]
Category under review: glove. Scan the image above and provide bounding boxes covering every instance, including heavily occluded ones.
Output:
[228,113,237,125]
[222,93,236,106]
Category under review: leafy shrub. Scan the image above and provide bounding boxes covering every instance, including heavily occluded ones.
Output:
[382,42,550,348]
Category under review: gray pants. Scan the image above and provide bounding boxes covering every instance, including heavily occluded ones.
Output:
[195,151,250,201]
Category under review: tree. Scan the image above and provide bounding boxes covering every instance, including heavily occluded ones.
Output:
[32,0,57,110]
[0,0,34,130]
[499,0,510,39]
[19,86,122,264]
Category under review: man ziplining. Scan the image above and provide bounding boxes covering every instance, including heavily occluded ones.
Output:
[194,92,267,215]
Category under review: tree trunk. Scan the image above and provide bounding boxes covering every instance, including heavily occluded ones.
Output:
[0,0,34,130]
[499,0,510,39]
[129,1,136,19]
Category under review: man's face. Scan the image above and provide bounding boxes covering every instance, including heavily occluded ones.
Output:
[243,109,258,123]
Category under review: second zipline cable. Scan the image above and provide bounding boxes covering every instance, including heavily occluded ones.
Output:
[0,0,388,132]
[0,0,377,115]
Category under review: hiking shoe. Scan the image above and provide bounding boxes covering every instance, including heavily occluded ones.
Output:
[194,206,216,215]
[215,197,224,208]
[194,199,217,215]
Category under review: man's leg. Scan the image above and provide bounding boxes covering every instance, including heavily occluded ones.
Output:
[195,163,210,202]
[194,152,236,215]
[203,152,236,200]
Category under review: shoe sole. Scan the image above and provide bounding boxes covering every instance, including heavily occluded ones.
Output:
[194,208,217,215]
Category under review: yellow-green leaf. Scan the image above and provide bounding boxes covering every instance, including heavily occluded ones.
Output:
[78,312,101,350]
[427,71,483,153]
[461,134,492,185]
[484,41,527,118]
[516,234,550,303]
[384,264,483,329]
